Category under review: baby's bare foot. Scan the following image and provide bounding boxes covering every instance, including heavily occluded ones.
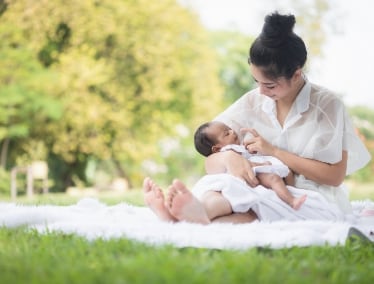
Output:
[292,194,307,210]
[143,177,177,222]
[166,179,210,224]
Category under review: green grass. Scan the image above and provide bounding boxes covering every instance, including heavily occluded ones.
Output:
[0,227,373,284]
[0,189,144,206]
[0,182,373,284]
[1,181,373,206]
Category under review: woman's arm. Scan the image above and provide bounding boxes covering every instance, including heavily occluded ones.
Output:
[272,148,347,187]
[205,151,260,187]
[245,130,347,186]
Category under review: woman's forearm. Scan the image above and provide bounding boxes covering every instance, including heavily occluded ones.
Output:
[273,148,347,186]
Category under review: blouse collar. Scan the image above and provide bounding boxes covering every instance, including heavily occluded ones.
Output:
[295,74,311,114]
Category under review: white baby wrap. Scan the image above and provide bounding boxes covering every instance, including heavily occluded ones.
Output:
[192,174,345,222]
[220,144,290,177]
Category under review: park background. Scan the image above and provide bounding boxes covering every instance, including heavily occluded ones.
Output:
[0,0,373,198]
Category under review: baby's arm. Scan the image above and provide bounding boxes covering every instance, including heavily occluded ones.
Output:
[250,161,271,167]
[205,151,259,187]
[206,149,252,173]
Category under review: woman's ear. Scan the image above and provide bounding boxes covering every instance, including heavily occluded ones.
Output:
[211,145,221,153]
[293,68,302,80]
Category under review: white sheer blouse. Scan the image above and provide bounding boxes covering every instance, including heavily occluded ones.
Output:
[214,77,371,213]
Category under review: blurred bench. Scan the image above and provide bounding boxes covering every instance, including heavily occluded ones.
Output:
[10,161,48,199]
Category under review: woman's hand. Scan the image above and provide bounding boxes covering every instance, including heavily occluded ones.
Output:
[205,151,259,187]
[241,128,276,155]
[240,129,348,187]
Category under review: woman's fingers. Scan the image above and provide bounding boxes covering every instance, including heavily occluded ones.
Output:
[250,129,259,137]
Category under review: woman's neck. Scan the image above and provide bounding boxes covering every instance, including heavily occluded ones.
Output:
[276,76,305,126]
[280,75,306,106]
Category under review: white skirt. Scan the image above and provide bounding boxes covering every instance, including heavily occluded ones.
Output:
[192,174,346,222]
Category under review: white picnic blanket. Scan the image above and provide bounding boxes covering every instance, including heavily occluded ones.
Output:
[0,197,373,249]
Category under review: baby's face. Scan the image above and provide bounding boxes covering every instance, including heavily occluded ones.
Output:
[207,122,240,146]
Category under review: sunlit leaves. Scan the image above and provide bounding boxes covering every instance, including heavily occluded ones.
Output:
[0,0,224,188]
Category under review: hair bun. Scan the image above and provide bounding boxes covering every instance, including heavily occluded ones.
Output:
[261,12,295,47]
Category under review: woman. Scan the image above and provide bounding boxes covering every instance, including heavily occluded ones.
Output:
[143,11,371,224]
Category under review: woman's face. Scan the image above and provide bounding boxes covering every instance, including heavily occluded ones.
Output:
[250,64,299,101]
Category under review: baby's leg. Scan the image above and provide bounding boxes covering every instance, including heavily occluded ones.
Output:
[200,190,258,224]
[200,190,233,220]
[258,173,307,210]
[166,180,233,224]
[213,211,258,224]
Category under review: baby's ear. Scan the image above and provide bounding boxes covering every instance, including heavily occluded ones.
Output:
[211,145,221,153]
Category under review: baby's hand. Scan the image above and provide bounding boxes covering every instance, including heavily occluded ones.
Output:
[240,128,258,154]
[240,128,254,140]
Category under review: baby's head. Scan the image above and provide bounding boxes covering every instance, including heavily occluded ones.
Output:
[194,121,240,157]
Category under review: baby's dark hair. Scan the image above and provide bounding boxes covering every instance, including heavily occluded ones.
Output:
[194,122,216,157]
[249,11,307,79]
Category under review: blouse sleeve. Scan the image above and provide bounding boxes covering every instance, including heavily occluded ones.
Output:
[214,89,264,135]
[342,106,372,174]
[302,92,371,175]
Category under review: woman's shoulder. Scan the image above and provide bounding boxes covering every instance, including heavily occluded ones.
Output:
[236,88,266,108]
[217,89,264,114]
[310,83,345,109]
[214,89,265,132]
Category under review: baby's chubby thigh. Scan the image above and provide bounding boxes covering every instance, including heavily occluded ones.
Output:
[256,173,283,189]
[191,173,263,213]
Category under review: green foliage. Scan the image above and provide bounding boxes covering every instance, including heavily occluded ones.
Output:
[1,179,373,204]
[38,22,71,67]
[0,19,62,169]
[209,30,256,105]
[349,106,374,140]
[0,0,224,189]
[0,168,10,195]
[292,0,332,58]
[141,124,205,186]
[347,106,374,182]
[0,227,373,284]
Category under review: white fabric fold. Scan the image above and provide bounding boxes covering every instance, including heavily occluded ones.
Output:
[192,174,344,222]
[0,195,372,250]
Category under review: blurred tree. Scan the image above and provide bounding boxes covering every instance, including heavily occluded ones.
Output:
[350,106,374,140]
[348,107,374,182]
[0,22,62,169]
[291,0,332,58]
[209,30,255,105]
[0,0,223,189]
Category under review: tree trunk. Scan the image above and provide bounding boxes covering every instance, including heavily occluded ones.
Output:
[113,159,133,188]
[0,138,10,169]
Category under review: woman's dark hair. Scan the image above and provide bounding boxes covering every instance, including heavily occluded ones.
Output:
[249,11,307,79]
[194,122,216,157]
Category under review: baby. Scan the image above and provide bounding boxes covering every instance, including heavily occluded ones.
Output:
[194,121,307,210]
